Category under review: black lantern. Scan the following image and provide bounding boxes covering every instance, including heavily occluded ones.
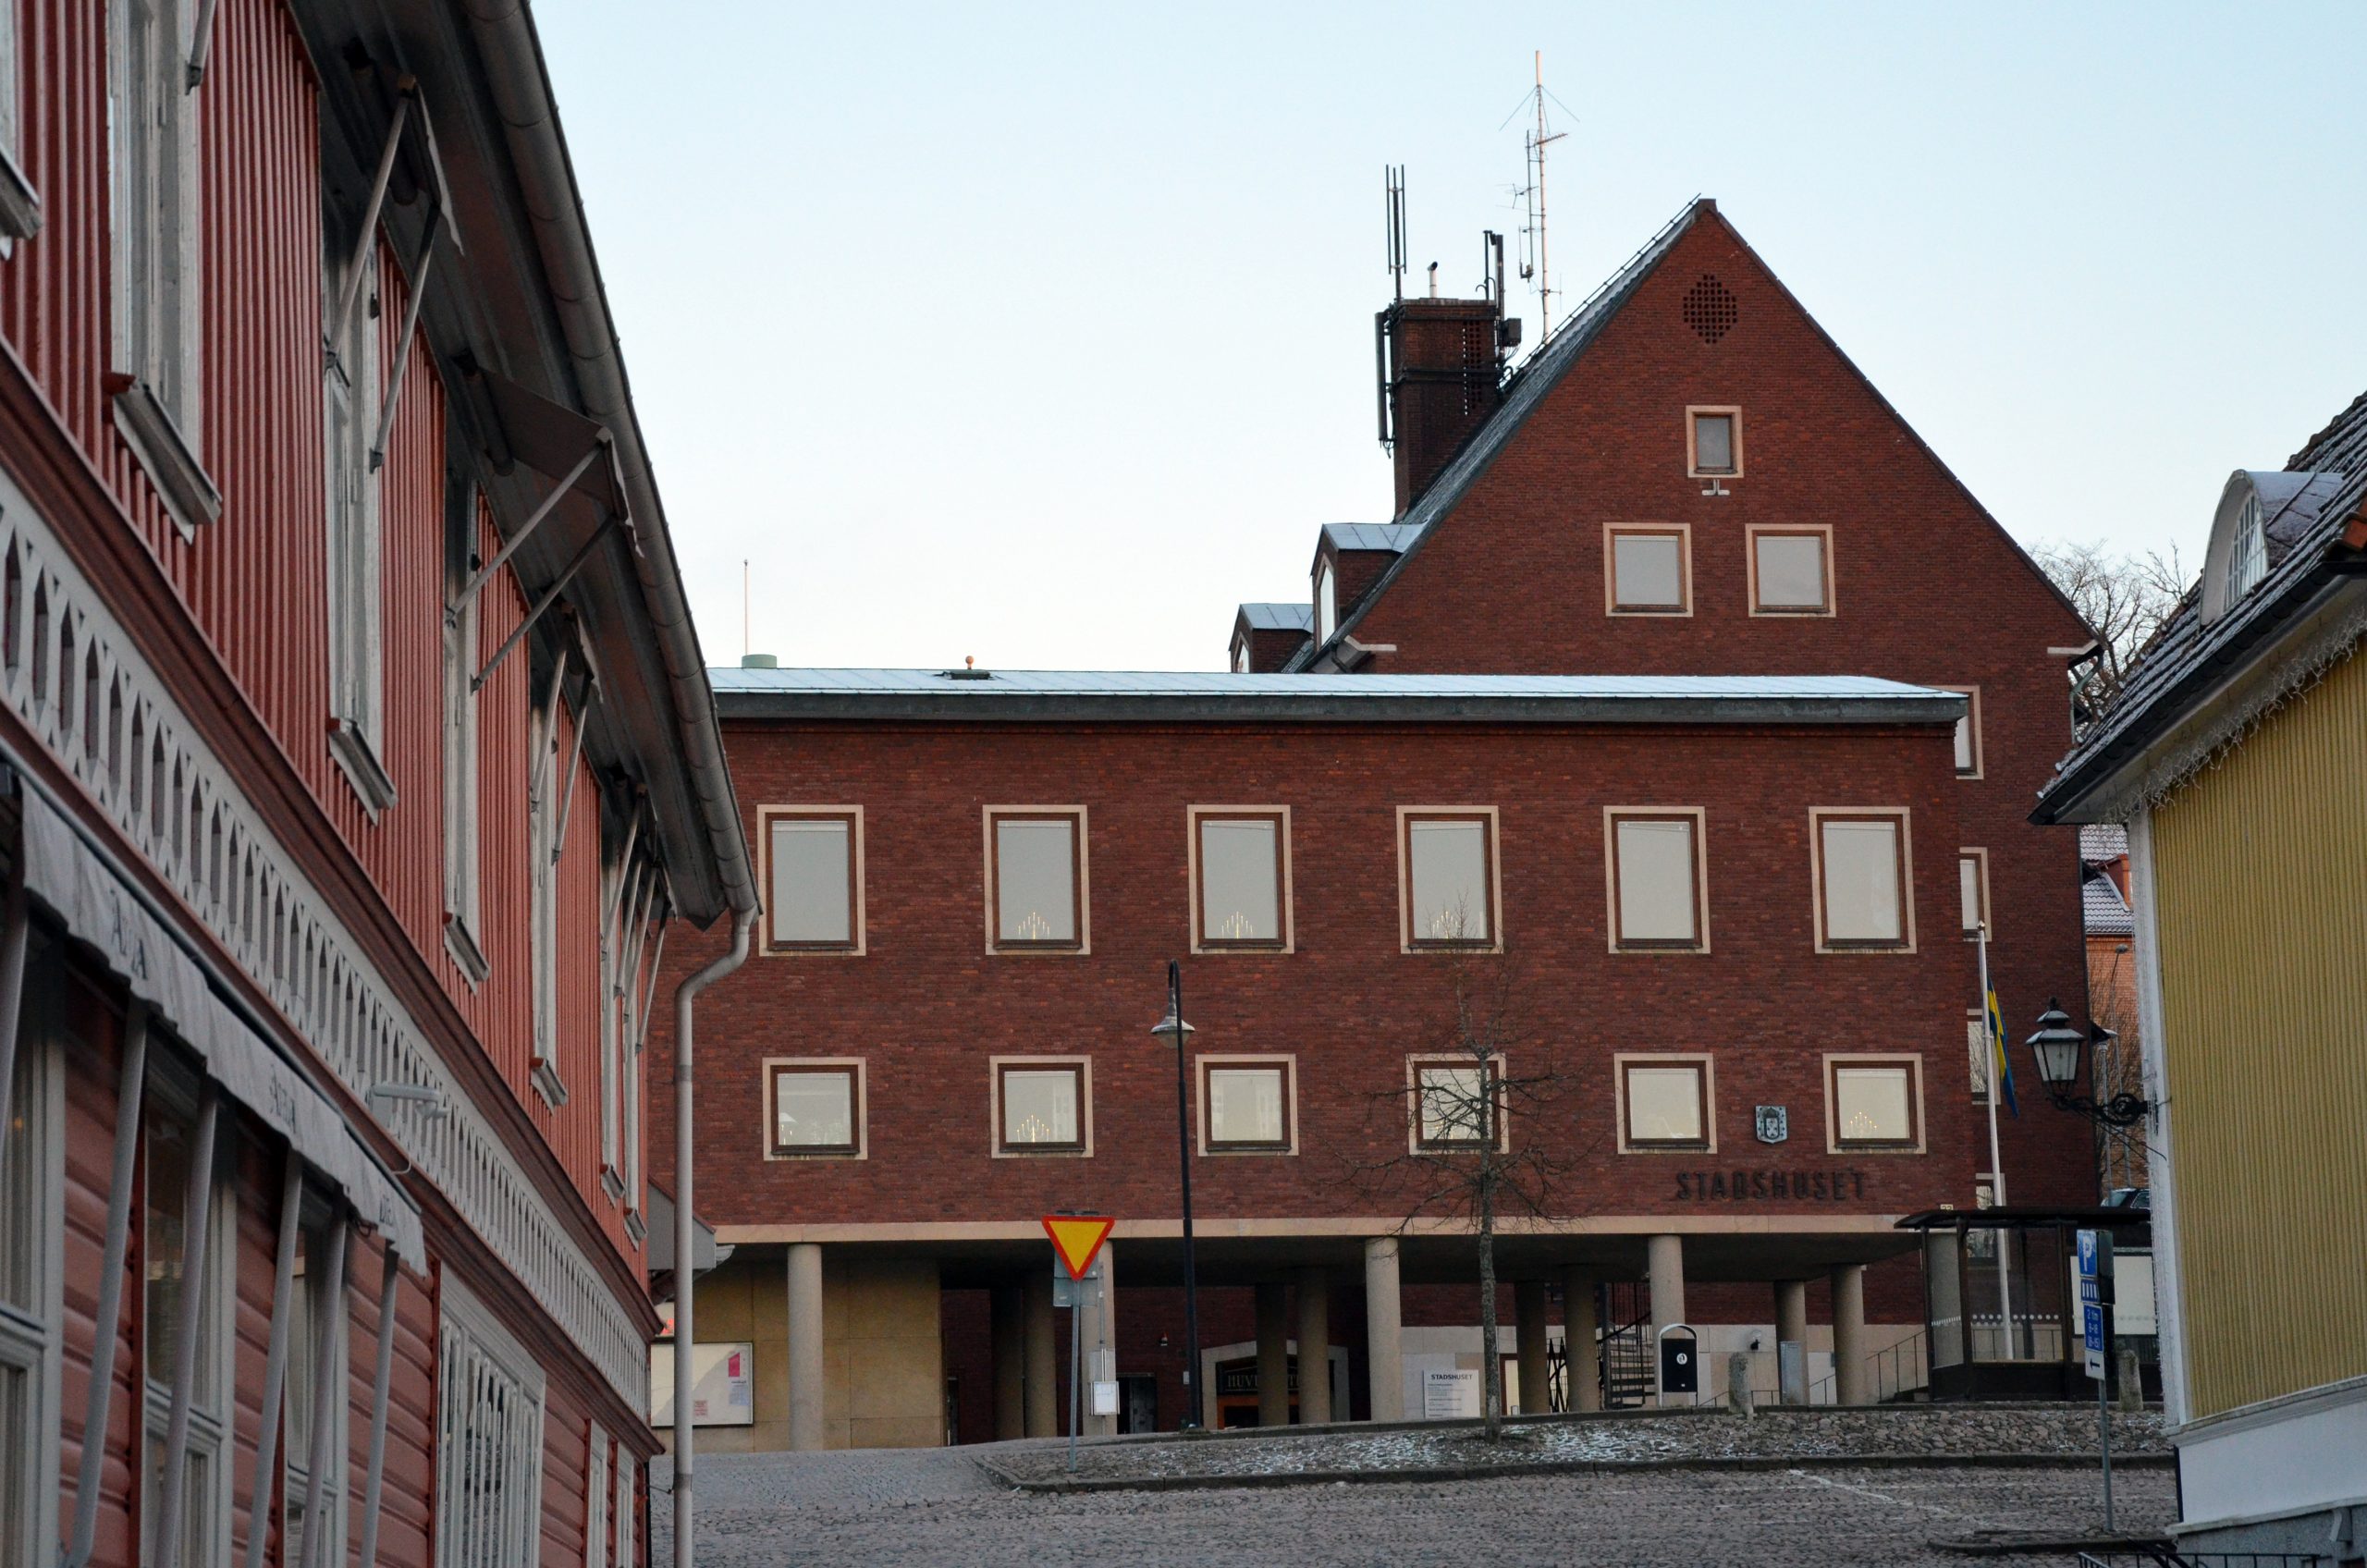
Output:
[2027,996,2148,1127]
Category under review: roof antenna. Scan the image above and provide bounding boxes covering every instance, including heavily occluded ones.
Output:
[1517,51,1568,343]
[1383,165,1406,302]
[742,557,750,661]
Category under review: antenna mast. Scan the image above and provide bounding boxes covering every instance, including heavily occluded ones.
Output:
[1520,52,1567,342]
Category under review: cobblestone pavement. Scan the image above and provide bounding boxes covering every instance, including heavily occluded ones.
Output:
[652,1445,2173,1567]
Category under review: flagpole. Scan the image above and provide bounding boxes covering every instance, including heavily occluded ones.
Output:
[1977,922,2016,1357]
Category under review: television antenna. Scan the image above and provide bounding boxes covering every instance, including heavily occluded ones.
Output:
[1505,52,1572,344]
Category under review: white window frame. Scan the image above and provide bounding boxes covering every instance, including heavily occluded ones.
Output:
[990,1056,1093,1158]
[583,1425,608,1568]
[1822,1054,1927,1154]
[0,967,63,1568]
[442,475,487,983]
[613,1448,633,1568]
[1746,524,1835,617]
[762,1058,867,1161]
[1396,806,1503,954]
[0,0,40,248]
[141,1073,236,1568]
[1809,806,1917,953]
[1957,848,1990,941]
[527,659,567,1107]
[1315,557,1338,643]
[107,0,216,539]
[1602,806,1710,953]
[1194,1055,1298,1156]
[281,1204,350,1568]
[1613,1051,1716,1154]
[434,1280,546,1568]
[1934,684,1983,778]
[323,190,392,813]
[1186,805,1294,954]
[758,806,866,956]
[1686,406,1743,479]
[1601,523,1692,617]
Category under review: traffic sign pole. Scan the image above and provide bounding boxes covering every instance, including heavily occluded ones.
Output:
[2077,1228,2116,1531]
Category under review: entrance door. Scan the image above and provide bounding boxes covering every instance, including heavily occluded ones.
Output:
[1119,1375,1158,1434]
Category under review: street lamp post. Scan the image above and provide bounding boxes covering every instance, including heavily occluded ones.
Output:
[2027,998,2150,1128]
[1151,961,1204,1432]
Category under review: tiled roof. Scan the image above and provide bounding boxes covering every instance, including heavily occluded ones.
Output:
[1235,603,1315,632]
[2079,823,2128,863]
[2082,869,2135,937]
[2039,389,2367,817]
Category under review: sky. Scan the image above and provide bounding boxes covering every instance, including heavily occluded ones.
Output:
[536,3,2367,674]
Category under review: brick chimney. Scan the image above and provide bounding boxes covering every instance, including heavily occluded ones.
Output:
[1379,294,1510,515]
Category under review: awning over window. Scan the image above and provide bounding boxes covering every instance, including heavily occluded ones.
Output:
[21,789,425,1264]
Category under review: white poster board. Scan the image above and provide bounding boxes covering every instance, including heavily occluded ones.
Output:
[1422,1367,1480,1421]
[651,1341,755,1428]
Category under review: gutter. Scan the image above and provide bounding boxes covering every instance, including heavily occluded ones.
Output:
[458,0,754,922]
[712,690,1971,728]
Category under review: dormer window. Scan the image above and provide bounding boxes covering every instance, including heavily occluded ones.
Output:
[2225,491,2265,603]
[1233,640,1251,674]
[1316,560,1338,643]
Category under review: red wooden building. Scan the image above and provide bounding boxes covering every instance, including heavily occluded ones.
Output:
[652,200,2102,1448]
[0,6,753,1568]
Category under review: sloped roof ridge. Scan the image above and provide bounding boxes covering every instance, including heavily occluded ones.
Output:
[1285,195,1711,669]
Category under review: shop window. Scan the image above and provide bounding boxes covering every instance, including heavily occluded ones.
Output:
[996,1061,1088,1155]
[767,1063,863,1158]
[1400,809,1498,950]
[0,976,59,1568]
[1605,526,1691,615]
[1828,1059,1922,1151]
[1412,1060,1503,1150]
[1748,526,1834,615]
[1192,809,1290,951]
[765,809,865,953]
[435,1284,546,1568]
[987,809,1086,952]
[1200,1060,1293,1153]
[1619,1058,1711,1150]
[1686,408,1741,477]
[1607,810,1706,950]
[141,1072,230,1568]
[283,1209,347,1568]
[1813,809,1913,951]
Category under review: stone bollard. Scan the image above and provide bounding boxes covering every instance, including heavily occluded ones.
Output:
[2116,1343,2145,1413]
[1727,1352,1754,1416]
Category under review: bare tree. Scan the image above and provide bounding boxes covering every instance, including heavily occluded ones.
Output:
[1342,933,1597,1440]
[2031,539,2190,725]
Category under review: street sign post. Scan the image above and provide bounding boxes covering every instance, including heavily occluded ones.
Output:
[2075,1229,2116,1530]
[1044,1215,1116,1471]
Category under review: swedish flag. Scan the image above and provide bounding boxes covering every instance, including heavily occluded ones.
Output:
[1985,988,2018,1117]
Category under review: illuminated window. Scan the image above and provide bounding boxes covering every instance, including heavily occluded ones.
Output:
[998,1063,1087,1154]
[1814,810,1912,950]
[1608,811,1705,950]
[1193,810,1289,950]
[1401,810,1497,949]
[987,809,1086,951]
[1830,1060,1920,1149]
[1748,527,1833,615]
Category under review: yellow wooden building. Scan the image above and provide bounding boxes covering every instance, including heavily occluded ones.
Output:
[2037,393,2367,1559]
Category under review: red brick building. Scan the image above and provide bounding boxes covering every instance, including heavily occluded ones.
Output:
[654,198,2100,1448]
[0,6,752,1568]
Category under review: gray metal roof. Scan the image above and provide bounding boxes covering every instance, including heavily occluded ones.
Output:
[2037,389,2367,822]
[1235,603,1315,632]
[1321,522,1423,555]
[710,668,1966,727]
[1289,197,1712,670]
[2082,870,2135,937]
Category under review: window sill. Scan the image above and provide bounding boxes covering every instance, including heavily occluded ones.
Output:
[443,913,490,986]
[328,717,398,817]
[110,380,222,542]
[623,1209,645,1246]
[529,1060,569,1109]
[0,143,41,246]
[601,1166,626,1205]
[1203,1144,1295,1157]
[1611,941,1709,955]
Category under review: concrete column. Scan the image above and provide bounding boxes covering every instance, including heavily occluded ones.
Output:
[1085,1243,1118,1437]
[1513,1280,1550,1418]
[990,1282,1026,1440]
[786,1243,826,1452]
[1255,1283,1291,1427]
[1294,1268,1331,1425]
[1647,1234,1686,1404]
[1362,1237,1404,1422]
[1773,1279,1810,1405]
[1924,1233,1965,1371]
[1830,1263,1870,1406]
[1023,1268,1058,1438]
[1561,1268,1600,1413]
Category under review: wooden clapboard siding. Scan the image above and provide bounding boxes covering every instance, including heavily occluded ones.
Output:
[2150,641,2367,1419]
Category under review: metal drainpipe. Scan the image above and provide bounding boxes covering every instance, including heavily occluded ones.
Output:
[672,906,754,1568]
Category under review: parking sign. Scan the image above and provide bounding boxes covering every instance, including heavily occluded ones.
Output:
[2075,1229,2109,1380]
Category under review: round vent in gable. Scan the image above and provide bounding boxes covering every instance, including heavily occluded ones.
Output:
[1683,275,1738,343]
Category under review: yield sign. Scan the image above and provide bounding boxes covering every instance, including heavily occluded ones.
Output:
[1042,1215,1115,1280]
